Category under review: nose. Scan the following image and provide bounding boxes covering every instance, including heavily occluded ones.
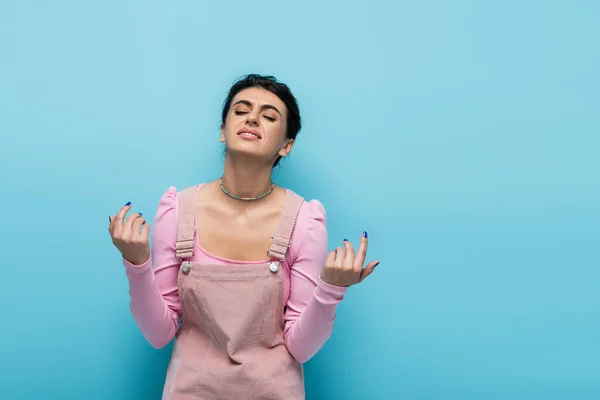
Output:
[246,109,260,126]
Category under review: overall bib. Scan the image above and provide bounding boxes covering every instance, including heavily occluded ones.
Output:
[161,185,306,399]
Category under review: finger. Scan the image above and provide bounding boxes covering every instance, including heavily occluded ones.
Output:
[354,231,368,269]
[325,250,335,266]
[123,212,143,234]
[132,214,145,235]
[115,202,133,225]
[359,260,379,282]
[342,239,355,267]
[108,215,118,235]
[334,246,345,267]
[140,222,151,240]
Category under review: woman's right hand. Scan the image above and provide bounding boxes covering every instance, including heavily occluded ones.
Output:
[108,202,151,266]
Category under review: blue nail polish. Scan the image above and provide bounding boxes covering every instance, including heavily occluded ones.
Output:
[108,216,111,222]
[138,213,143,216]
[125,202,131,206]
[363,231,368,238]
[374,262,379,268]
[343,238,348,242]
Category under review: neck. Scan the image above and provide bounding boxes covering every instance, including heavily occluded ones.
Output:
[220,154,274,200]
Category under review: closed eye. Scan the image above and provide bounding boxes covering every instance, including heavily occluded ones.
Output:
[234,110,275,122]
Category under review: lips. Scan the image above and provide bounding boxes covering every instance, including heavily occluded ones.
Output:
[237,128,262,139]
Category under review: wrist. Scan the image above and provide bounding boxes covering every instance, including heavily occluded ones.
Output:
[123,255,150,267]
[315,276,349,300]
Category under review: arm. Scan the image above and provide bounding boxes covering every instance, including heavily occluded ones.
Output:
[283,200,349,363]
[122,186,182,349]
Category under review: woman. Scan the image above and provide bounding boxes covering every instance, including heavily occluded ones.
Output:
[108,74,379,399]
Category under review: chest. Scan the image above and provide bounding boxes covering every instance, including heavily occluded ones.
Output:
[196,203,282,262]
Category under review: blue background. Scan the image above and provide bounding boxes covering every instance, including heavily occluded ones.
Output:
[1,1,598,399]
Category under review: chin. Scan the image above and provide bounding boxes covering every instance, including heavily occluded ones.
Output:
[226,144,266,160]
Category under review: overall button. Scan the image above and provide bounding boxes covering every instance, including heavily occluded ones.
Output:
[269,262,280,273]
[181,262,191,275]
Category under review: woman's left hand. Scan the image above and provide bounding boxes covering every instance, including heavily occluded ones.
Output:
[320,232,379,287]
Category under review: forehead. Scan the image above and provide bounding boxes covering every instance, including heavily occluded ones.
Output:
[231,87,286,111]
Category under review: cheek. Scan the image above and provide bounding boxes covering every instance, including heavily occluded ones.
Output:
[224,116,242,135]
[267,122,286,141]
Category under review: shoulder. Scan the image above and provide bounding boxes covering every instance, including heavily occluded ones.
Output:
[284,187,326,226]
[287,189,328,261]
[297,198,326,225]
[151,184,205,245]
[157,183,205,205]
[154,183,206,221]
[155,186,178,214]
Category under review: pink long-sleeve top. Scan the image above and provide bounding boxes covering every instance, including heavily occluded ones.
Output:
[122,185,348,363]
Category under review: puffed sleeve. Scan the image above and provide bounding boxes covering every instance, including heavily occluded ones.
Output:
[122,186,182,349]
[283,199,349,363]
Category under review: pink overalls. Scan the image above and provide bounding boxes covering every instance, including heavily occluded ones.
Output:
[161,185,306,399]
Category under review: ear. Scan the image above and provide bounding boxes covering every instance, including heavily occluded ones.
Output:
[278,139,295,157]
[220,124,225,143]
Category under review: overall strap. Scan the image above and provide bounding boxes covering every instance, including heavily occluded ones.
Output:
[267,191,305,261]
[175,185,198,260]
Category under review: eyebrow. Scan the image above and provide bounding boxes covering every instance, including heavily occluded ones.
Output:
[232,100,282,117]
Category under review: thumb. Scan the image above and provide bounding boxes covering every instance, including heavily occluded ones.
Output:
[359,261,379,283]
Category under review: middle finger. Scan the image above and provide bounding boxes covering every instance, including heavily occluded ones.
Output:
[342,239,355,267]
[131,214,145,235]
[334,246,345,267]
[123,212,143,235]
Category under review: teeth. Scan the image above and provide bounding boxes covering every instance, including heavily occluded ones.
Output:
[241,132,258,138]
